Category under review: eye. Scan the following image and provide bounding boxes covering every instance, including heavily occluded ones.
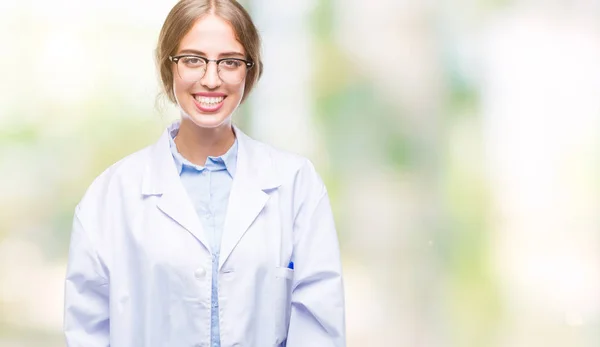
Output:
[220,59,243,69]
[181,56,205,67]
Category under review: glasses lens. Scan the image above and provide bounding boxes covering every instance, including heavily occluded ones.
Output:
[217,59,248,84]
[176,56,206,82]
[175,57,249,83]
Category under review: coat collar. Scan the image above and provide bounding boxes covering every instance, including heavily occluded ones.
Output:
[141,122,281,265]
[142,122,280,195]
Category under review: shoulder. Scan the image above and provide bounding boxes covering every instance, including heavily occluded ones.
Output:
[75,144,153,217]
[245,134,320,172]
[242,135,326,196]
[248,136,310,169]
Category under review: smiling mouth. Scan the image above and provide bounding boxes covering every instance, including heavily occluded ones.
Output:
[192,94,226,112]
[194,95,225,107]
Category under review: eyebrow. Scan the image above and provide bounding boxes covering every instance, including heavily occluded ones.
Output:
[177,49,245,58]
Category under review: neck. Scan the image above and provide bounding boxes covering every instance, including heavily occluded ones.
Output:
[174,118,236,166]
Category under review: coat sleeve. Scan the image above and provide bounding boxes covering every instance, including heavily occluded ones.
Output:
[64,209,110,347]
[286,161,346,347]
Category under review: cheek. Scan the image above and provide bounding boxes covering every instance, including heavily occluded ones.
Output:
[173,78,192,100]
[229,82,246,101]
[227,86,245,109]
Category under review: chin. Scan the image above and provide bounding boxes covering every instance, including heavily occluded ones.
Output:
[180,103,233,129]
[186,113,231,129]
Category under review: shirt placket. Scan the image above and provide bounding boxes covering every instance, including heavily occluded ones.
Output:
[206,168,221,347]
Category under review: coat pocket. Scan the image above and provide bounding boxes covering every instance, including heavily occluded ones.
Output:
[273,266,294,345]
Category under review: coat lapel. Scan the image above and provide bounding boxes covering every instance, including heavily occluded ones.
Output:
[218,126,281,270]
[141,126,211,253]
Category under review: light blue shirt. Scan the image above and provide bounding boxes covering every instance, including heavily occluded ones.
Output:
[168,127,238,347]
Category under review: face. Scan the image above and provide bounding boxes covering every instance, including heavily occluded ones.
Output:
[172,14,247,129]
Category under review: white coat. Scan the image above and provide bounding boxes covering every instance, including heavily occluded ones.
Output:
[63,124,346,347]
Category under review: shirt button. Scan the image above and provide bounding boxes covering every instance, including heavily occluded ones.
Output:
[194,268,206,279]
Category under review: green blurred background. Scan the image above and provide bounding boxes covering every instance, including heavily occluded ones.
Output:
[1,0,599,346]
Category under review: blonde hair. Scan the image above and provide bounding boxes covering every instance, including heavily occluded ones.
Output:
[155,0,263,103]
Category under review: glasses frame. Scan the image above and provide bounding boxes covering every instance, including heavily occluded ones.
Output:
[169,54,255,83]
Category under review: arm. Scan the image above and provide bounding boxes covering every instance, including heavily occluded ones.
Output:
[287,162,346,347]
[64,209,110,347]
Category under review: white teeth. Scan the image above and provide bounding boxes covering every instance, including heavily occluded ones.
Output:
[194,96,224,106]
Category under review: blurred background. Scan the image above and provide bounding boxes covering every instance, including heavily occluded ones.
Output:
[1,0,599,346]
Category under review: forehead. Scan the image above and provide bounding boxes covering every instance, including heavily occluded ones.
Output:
[178,14,245,55]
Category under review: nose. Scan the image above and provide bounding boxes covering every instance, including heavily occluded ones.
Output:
[200,61,221,89]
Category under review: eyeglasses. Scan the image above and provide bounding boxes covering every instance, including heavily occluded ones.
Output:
[169,55,254,84]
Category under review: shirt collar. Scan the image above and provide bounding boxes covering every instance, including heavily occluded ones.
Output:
[167,122,238,177]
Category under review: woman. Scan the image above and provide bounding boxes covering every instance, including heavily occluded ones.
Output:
[63,0,345,346]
